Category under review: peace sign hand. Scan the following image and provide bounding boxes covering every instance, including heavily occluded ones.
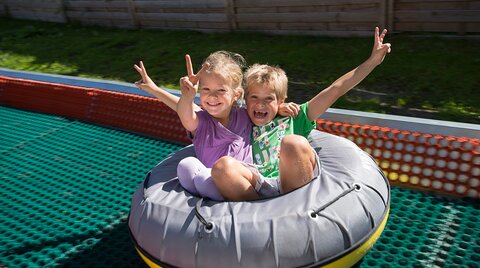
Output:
[179,54,209,101]
[134,61,158,94]
[370,27,392,66]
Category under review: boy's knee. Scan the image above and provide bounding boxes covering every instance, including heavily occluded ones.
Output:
[281,135,311,156]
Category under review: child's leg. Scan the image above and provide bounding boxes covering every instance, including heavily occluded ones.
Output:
[177,156,205,195]
[211,156,260,201]
[193,168,224,201]
[278,135,316,193]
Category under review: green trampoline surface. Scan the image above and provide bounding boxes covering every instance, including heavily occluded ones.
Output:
[0,105,479,268]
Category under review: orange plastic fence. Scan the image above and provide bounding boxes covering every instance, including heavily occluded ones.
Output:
[1,75,478,198]
[0,76,190,144]
[316,120,479,198]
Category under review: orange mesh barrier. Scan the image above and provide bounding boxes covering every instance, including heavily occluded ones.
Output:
[0,75,94,119]
[0,76,190,144]
[316,120,480,199]
[1,75,478,198]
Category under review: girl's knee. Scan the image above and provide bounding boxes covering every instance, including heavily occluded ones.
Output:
[193,170,224,201]
[177,157,205,195]
[177,157,203,177]
[178,156,202,166]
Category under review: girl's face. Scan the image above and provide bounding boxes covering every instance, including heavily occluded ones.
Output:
[199,72,239,126]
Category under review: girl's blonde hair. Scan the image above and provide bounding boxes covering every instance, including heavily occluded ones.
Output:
[244,64,288,100]
[202,51,246,100]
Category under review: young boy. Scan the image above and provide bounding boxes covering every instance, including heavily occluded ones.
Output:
[211,27,392,201]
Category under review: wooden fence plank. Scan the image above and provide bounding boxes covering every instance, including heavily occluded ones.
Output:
[8,10,65,22]
[237,22,280,30]
[66,10,131,20]
[197,21,230,29]
[466,22,480,32]
[5,0,62,9]
[236,11,379,23]
[248,29,373,37]
[236,7,278,13]
[326,3,379,12]
[137,12,227,22]
[395,0,472,3]
[133,0,224,9]
[395,10,480,22]
[235,0,378,8]
[135,8,224,13]
[278,22,329,30]
[328,22,377,31]
[395,21,465,32]
[276,6,329,12]
[64,0,129,9]
[396,1,476,10]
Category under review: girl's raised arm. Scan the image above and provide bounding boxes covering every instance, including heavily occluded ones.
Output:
[176,55,209,133]
[134,61,201,112]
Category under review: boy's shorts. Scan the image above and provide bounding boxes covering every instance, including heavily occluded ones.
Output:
[241,149,321,198]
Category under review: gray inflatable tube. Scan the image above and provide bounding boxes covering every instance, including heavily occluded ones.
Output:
[128,130,390,268]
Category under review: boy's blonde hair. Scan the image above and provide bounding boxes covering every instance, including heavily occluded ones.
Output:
[202,51,246,100]
[244,64,288,100]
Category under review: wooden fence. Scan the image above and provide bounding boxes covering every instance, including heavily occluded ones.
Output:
[1,0,479,36]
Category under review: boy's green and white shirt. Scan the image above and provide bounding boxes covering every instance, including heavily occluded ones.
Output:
[251,102,316,178]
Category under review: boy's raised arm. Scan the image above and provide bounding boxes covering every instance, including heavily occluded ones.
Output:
[134,61,201,112]
[307,27,392,121]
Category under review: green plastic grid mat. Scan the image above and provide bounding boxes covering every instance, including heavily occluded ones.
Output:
[0,105,479,268]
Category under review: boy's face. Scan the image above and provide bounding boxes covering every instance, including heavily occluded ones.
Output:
[246,84,285,126]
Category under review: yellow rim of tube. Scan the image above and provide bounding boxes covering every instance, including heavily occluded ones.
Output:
[135,208,390,268]
[322,208,390,268]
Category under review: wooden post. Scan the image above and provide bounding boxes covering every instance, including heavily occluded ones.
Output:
[0,0,10,17]
[58,0,68,23]
[458,1,468,35]
[224,0,237,31]
[127,0,140,28]
[379,0,386,30]
[387,0,394,31]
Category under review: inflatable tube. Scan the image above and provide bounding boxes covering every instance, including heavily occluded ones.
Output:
[128,130,390,268]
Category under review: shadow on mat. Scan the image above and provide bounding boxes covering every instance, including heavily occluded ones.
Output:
[56,221,147,268]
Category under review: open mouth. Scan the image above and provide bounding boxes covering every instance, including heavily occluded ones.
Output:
[254,111,268,118]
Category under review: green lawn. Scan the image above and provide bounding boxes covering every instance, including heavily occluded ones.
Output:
[1,17,479,124]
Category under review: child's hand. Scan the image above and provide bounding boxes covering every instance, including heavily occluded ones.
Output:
[185,54,209,86]
[370,27,392,66]
[179,76,198,101]
[134,61,158,93]
[278,102,300,117]
[179,54,209,101]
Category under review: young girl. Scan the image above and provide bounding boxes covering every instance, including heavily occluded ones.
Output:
[135,51,297,201]
[176,51,251,201]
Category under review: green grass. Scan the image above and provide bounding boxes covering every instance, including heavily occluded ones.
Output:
[1,17,479,124]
